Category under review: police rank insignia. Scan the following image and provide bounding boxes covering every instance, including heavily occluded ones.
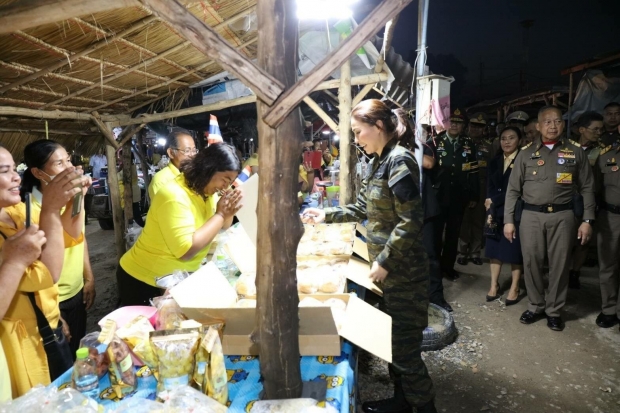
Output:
[537,160,545,166]
[558,158,566,165]
[613,166,619,172]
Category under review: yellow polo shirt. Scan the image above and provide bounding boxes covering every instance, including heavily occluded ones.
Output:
[120,174,218,286]
[148,163,180,201]
[31,188,85,302]
[0,343,9,402]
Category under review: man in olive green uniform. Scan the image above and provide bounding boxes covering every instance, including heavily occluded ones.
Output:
[594,140,620,329]
[569,112,607,289]
[315,138,436,413]
[458,112,493,265]
[431,109,479,281]
[601,102,620,147]
[504,106,595,331]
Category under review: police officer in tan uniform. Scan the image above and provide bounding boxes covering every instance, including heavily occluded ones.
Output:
[458,112,493,265]
[504,106,595,331]
[594,136,620,329]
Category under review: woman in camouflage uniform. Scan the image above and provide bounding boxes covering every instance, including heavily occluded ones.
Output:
[304,99,436,413]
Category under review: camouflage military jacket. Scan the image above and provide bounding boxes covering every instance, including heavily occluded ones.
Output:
[325,139,426,275]
[432,132,480,202]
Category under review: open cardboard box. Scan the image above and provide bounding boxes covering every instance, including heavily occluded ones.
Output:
[171,262,392,362]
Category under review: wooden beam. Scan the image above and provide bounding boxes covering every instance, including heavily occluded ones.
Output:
[0,97,85,112]
[138,0,284,106]
[136,130,151,205]
[254,0,302,400]
[1,84,128,107]
[0,15,157,94]
[560,52,620,75]
[373,86,402,107]
[338,58,355,205]
[104,141,126,260]
[302,96,338,132]
[94,36,258,112]
[0,0,140,35]
[121,142,134,224]
[315,72,388,91]
[352,16,399,107]
[263,0,412,127]
[91,111,120,149]
[117,123,146,148]
[41,41,192,108]
[0,106,94,121]
[0,127,98,136]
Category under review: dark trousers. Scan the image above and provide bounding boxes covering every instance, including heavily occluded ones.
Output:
[438,198,468,273]
[423,216,444,303]
[116,265,162,307]
[59,288,87,361]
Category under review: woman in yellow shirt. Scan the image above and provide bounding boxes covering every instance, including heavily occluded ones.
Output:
[118,143,243,306]
[0,144,88,398]
[20,140,96,358]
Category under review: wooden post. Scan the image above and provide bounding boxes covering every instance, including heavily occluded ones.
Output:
[339,59,355,204]
[254,0,303,400]
[136,130,151,204]
[122,141,134,225]
[104,141,126,260]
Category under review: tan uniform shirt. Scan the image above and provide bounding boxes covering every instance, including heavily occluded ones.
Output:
[504,137,596,224]
[595,144,620,206]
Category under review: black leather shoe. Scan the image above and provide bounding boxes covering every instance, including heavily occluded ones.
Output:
[471,257,483,265]
[362,398,412,413]
[486,293,500,302]
[595,312,619,328]
[519,310,544,324]
[443,270,460,281]
[547,316,565,331]
[432,300,453,312]
[416,399,438,413]
[456,257,468,266]
[568,270,581,289]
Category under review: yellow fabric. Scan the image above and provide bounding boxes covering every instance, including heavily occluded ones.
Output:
[299,164,308,184]
[331,146,339,157]
[148,162,180,201]
[0,203,58,398]
[120,174,218,286]
[30,188,85,302]
[503,151,518,173]
[0,342,10,403]
[243,153,259,168]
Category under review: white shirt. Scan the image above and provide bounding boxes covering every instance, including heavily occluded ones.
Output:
[89,154,107,178]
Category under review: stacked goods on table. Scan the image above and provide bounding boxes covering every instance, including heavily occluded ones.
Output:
[233,223,357,297]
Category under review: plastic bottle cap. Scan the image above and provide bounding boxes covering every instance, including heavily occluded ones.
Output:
[76,347,89,359]
[217,254,225,260]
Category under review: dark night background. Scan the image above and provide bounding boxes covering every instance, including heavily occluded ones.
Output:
[356,0,620,108]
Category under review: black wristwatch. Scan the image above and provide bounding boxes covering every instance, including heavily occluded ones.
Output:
[583,219,594,226]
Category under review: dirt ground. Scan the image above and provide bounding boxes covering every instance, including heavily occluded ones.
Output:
[84,224,620,413]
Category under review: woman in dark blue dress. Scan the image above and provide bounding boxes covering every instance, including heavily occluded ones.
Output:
[485,127,523,305]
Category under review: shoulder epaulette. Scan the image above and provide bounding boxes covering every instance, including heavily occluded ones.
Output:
[569,139,580,147]
[521,142,532,150]
[600,145,613,155]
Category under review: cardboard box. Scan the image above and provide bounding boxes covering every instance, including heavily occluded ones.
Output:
[171,264,392,362]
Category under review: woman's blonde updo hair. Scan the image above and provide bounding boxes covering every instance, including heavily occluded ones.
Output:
[351,99,417,150]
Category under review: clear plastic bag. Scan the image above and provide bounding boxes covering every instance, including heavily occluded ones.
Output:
[109,398,164,413]
[116,315,157,369]
[79,331,110,378]
[100,320,138,397]
[153,296,186,331]
[161,385,227,413]
[150,328,200,396]
[0,386,100,413]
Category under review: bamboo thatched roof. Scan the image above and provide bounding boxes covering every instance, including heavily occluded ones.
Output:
[0,0,259,158]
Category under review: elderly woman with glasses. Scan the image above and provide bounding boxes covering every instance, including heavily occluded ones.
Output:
[117,143,243,306]
[148,128,199,201]
[567,111,606,289]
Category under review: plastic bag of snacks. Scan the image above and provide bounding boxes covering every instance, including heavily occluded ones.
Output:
[0,386,100,413]
[109,398,164,413]
[203,326,228,405]
[190,322,224,395]
[150,328,200,396]
[100,320,138,398]
[152,296,186,330]
[117,315,157,369]
[160,385,227,413]
[79,331,110,378]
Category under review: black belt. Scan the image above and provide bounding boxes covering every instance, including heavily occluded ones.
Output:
[523,202,573,213]
[602,202,620,214]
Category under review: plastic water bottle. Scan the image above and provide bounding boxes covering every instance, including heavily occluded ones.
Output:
[72,347,99,399]
[215,254,230,278]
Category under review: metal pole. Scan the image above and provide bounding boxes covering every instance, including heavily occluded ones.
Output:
[414,0,429,188]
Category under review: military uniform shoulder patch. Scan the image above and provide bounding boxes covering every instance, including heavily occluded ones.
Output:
[521,142,533,150]
[600,145,613,156]
[569,139,580,147]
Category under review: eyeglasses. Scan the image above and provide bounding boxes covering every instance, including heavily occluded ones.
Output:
[542,120,563,127]
[586,127,603,134]
[173,147,199,155]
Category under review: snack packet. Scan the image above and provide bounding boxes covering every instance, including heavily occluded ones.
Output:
[116,316,157,369]
[152,296,186,330]
[79,331,110,378]
[203,326,228,405]
[150,328,200,396]
[191,322,224,394]
[100,320,138,398]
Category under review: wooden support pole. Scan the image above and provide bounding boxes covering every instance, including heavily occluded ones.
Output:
[139,0,284,106]
[338,59,355,204]
[118,123,146,148]
[121,142,134,225]
[92,111,120,149]
[104,141,126,260]
[136,130,151,205]
[302,96,339,133]
[0,0,140,34]
[263,0,412,128]
[254,0,302,400]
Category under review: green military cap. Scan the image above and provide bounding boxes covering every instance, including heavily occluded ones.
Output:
[450,108,467,123]
[506,110,529,123]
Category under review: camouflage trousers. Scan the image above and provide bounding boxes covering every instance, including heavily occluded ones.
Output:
[380,257,435,407]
